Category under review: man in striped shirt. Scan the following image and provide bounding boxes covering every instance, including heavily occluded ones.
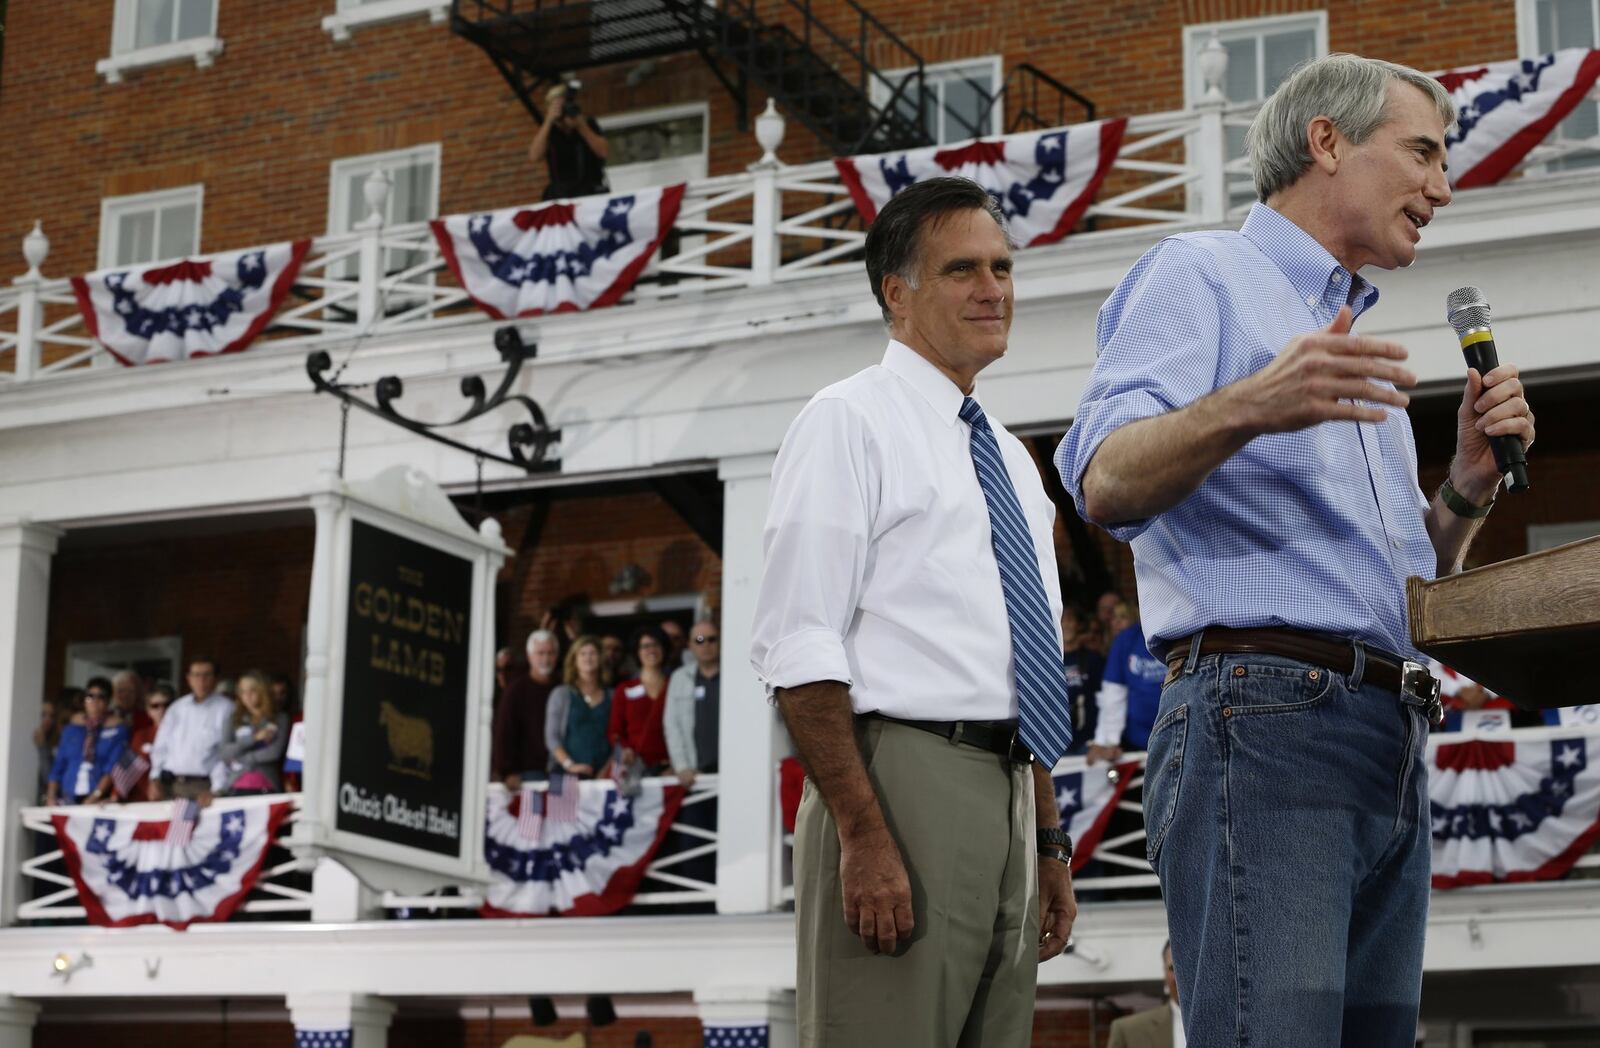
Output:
[1058,55,1535,1047]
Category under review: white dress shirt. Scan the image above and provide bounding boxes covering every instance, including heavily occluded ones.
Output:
[751,340,1065,721]
[149,692,235,778]
[1171,1000,1186,1048]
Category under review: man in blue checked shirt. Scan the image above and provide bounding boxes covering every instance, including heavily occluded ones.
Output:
[1058,55,1535,1047]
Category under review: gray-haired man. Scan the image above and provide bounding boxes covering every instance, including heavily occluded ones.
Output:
[1058,55,1535,1045]
[753,177,1077,1046]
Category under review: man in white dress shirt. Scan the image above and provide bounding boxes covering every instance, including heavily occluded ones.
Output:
[751,177,1076,1047]
[148,655,235,800]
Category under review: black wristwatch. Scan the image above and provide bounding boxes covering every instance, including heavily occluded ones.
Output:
[1037,827,1073,862]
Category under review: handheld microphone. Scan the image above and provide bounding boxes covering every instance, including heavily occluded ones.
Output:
[1445,286,1530,493]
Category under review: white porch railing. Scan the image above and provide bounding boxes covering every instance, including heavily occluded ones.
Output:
[12,727,1600,926]
[16,794,313,922]
[2,90,1593,388]
[379,775,722,916]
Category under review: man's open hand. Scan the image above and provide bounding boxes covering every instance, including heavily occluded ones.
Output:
[1038,857,1077,962]
[1233,306,1417,433]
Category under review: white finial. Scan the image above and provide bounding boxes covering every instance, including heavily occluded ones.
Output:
[1197,33,1229,106]
[20,221,48,281]
[753,99,786,169]
[478,516,503,543]
[361,169,392,228]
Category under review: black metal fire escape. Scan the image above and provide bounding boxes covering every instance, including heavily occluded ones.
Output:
[450,0,1094,156]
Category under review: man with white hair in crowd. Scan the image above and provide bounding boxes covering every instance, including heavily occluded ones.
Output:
[1059,54,1534,1045]
[111,669,152,733]
[492,629,560,788]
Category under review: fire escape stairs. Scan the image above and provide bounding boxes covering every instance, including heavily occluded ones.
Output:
[450,0,1094,157]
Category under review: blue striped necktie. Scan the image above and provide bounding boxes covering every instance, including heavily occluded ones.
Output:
[960,397,1073,768]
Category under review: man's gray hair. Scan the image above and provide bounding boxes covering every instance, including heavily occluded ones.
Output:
[1246,53,1456,202]
[525,628,558,652]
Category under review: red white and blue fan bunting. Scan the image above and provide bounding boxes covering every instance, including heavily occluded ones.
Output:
[834,120,1127,247]
[481,779,684,917]
[70,241,310,366]
[1052,760,1138,872]
[431,185,686,320]
[1429,727,1600,889]
[51,797,292,928]
[1437,48,1600,189]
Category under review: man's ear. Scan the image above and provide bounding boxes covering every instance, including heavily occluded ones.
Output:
[1306,115,1342,175]
[882,272,910,325]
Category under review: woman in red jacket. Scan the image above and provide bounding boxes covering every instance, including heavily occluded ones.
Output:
[607,624,671,774]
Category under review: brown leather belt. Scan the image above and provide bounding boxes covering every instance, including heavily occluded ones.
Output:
[1163,627,1442,718]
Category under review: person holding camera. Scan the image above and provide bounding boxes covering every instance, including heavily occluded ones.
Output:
[529,80,610,201]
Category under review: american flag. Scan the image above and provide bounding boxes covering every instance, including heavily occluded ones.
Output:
[295,1031,352,1048]
[515,784,543,841]
[110,747,149,800]
[164,799,200,849]
[545,773,582,824]
[704,1025,769,1048]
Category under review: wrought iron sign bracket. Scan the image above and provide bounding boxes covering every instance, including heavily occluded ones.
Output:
[307,326,561,473]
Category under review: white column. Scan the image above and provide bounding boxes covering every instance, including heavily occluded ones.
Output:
[287,992,394,1048]
[696,987,796,1048]
[715,453,787,914]
[0,997,38,1048]
[0,520,62,925]
[310,856,382,922]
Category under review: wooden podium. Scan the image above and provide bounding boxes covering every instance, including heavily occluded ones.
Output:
[1407,535,1600,709]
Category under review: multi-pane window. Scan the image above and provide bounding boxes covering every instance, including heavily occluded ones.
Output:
[127,0,216,50]
[875,57,1003,145]
[1184,13,1328,204]
[99,186,204,269]
[1526,0,1600,170]
[328,145,442,280]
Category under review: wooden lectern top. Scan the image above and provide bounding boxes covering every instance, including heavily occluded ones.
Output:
[1407,534,1600,709]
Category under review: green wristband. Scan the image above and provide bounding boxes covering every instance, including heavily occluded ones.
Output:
[1440,477,1493,519]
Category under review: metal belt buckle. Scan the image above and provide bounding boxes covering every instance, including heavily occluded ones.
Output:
[1401,660,1444,727]
[1006,723,1033,765]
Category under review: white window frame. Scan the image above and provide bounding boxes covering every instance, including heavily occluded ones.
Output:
[322,0,450,43]
[97,0,224,84]
[97,184,205,270]
[873,55,1005,144]
[1182,11,1329,110]
[1528,520,1600,552]
[602,101,712,188]
[1515,0,1600,172]
[327,143,443,236]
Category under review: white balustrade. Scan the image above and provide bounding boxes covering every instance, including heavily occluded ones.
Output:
[0,98,1593,386]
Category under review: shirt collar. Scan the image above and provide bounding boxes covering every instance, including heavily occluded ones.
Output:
[882,340,968,427]
[1241,203,1380,320]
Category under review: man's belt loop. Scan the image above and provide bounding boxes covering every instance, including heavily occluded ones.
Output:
[949,721,966,747]
[1350,640,1367,691]
[1183,631,1205,675]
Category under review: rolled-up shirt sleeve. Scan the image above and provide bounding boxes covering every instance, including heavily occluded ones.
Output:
[1055,239,1224,542]
[750,395,877,695]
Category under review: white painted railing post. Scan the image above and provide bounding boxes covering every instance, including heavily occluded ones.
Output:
[1194,32,1230,225]
[355,169,391,330]
[11,222,50,383]
[749,99,787,287]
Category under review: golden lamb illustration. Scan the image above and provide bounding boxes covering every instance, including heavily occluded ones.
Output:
[378,701,434,777]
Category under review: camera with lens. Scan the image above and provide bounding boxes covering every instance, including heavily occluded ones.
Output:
[561,79,583,118]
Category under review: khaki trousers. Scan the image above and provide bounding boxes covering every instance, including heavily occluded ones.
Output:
[794,717,1039,1047]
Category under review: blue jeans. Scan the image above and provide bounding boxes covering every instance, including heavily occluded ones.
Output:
[1146,649,1431,1047]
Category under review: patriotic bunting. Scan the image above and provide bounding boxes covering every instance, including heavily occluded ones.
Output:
[51,796,292,929]
[1429,726,1600,889]
[1438,48,1600,189]
[834,119,1127,247]
[481,779,684,917]
[430,184,685,320]
[70,241,310,366]
[705,1026,770,1048]
[1053,760,1138,872]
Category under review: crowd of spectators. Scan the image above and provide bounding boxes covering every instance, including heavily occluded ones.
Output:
[491,606,721,792]
[37,656,300,807]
